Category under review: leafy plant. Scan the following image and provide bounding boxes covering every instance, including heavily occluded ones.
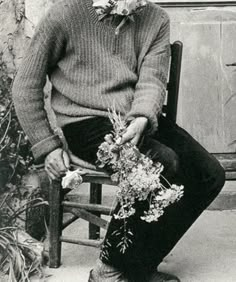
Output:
[0,53,33,191]
[0,194,49,280]
[0,37,48,281]
[0,227,45,282]
[0,3,50,281]
[0,51,34,223]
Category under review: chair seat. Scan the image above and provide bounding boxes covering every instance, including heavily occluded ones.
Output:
[82,171,115,185]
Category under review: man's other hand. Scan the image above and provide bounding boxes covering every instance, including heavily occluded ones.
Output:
[117,117,148,146]
[45,148,70,180]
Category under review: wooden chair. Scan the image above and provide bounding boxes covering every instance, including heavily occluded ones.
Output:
[48,41,183,268]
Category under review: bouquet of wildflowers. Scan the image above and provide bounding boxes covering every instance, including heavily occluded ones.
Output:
[97,110,184,224]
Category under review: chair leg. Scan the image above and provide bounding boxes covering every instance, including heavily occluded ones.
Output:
[49,180,63,268]
[89,183,102,239]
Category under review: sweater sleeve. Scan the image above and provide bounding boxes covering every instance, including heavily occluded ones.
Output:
[12,7,67,161]
[126,11,171,134]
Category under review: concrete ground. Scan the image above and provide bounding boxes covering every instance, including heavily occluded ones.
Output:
[43,209,236,282]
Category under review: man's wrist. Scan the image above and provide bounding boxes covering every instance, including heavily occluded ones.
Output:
[129,116,148,125]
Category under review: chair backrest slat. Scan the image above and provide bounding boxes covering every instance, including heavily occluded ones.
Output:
[163,41,183,123]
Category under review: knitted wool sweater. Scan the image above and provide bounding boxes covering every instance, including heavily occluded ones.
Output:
[12,0,170,161]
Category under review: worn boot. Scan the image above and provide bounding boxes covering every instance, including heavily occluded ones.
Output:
[148,271,181,282]
[88,260,128,282]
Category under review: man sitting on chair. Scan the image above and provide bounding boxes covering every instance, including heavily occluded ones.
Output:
[12,0,225,281]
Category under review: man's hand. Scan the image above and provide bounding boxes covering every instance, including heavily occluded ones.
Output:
[45,148,70,180]
[117,117,148,146]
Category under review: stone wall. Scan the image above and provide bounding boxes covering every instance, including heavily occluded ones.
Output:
[0,0,26,75]
[1,0,236,153]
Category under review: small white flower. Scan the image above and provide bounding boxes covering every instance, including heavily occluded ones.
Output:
[61,169,84,189]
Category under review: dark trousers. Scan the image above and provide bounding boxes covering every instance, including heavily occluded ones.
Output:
[63,115,225,281]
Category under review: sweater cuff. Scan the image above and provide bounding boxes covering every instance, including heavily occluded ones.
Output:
[31,135,62,161]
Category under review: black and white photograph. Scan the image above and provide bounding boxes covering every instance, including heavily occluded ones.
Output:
[0,0,236,281]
